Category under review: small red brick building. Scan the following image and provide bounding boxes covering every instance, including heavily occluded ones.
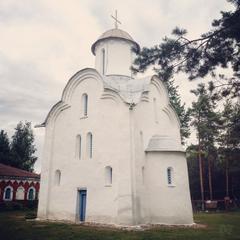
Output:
[0,163,40,202]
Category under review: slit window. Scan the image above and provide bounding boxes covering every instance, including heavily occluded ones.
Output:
[167,167,173,185]
[82,93,88,117]
[55,170,61,186]
[87,132,93,158]
[105,166,112,186]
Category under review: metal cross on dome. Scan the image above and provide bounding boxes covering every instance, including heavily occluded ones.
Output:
[111,10,121,29]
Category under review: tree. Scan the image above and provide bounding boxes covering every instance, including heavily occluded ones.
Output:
[218,100,240,197]
[10,121,37,172]
[186,144,201,200]
[0,130,12,165]
[163,77,191,145]
[132,0,240,98]
[190,83,221,207]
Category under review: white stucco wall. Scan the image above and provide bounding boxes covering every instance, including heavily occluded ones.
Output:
[38,71,136,224]
[94,39,136,77]
[37,31,193,225]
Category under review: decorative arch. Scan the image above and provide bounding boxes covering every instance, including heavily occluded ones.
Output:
[3,186,13,201]
[150,75,181,128]
[16,186,25,200]
[62,68,104,103]
[27,187,36,200]
[39,68,104,127]
[101,87,125,104]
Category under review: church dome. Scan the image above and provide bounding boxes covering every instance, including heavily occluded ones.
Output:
[91,28,140,55]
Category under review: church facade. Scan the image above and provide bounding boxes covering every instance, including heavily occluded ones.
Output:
[37,26,193,225]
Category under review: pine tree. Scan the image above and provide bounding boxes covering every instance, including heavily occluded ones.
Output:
[0,130,12,165]
[163,78,191,145]
[10,121,37,172]
[132,0,240,98]
[190,83,221,207]
[218,100,240,197]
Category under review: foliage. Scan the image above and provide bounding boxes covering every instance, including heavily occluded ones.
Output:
[0,121,37,172]
[163,77,191,144]
[132,0,240,98]
[190,83,221,150]
[186,144,201,199]
[0,130,11,165]
[10,121,37,172]
[187,97,240,200]
[189,83,222,201]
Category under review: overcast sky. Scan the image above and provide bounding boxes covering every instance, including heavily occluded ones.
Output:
[0,0,234,172]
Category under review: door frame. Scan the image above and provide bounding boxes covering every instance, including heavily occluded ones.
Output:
[76,188,87,222]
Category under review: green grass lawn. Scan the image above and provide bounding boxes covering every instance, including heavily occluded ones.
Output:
[0,210,240,240]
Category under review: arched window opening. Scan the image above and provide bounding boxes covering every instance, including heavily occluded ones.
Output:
[87,132,93,159]
[153,98,158,123]
[167,167,173,185]
[105,166,112,186]
[102,49,105,75]
[16,187,25,200]
[76,135,82,160]
[28,187,35,200]
[55,170,61,186]
[142,166,145,184]
[82,93,88,117]
[4,186,13,201]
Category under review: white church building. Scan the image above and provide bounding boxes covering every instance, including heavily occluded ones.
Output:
[37,19,193,225]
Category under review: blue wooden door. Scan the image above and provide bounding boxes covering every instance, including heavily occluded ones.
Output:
[79,190,87,221]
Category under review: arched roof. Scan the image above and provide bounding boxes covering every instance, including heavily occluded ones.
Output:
[91,28,140,55]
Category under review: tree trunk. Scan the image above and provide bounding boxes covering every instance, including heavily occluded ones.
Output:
[198,141,205,210]
[226,158,229,197]
[208,156,213,200]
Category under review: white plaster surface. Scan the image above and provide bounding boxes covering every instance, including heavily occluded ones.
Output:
[37,28,193,225]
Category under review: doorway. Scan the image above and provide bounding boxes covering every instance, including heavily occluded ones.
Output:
[78,189,87,221]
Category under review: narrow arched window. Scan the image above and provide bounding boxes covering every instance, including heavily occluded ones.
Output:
[153,98,158,123]
[76,135,82,159]
[16,186,25,200]
[87,132,93,158]
[28,187,35,200]
[82,93,88,117]
[4,186,13,201]
[167,167,173,185]
[105,166,112,186]
[55,170,61,186]
[102,49,105,75]
[142,166,145,184]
